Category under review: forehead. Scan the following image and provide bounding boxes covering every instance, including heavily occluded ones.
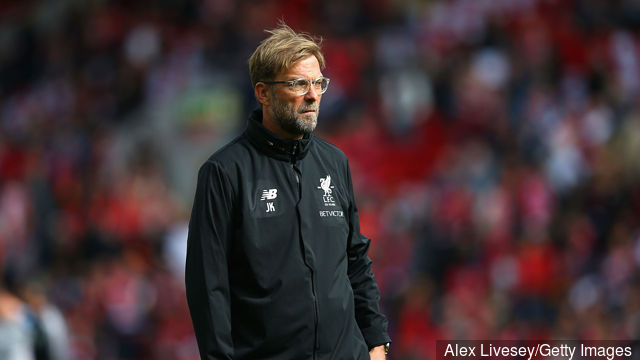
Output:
[279,55,322,79]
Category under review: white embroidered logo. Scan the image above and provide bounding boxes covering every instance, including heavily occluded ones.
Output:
[318,175,333,196]
[260,189,278,200]
[317,175,336,206]
[260,188,278,213]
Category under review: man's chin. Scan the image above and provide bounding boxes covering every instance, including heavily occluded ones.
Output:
[298,116,317,134]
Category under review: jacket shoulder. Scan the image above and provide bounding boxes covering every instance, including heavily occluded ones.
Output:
[312,136,349,164]
[195,134,250,199]
[204,133,251,169]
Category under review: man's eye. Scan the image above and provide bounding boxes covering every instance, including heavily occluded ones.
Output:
[292,79,309,88]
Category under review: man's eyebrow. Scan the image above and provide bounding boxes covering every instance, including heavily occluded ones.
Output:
[283,75,324,80]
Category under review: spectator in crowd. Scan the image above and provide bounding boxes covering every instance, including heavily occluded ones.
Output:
[21,278,70,360]
[0,285,44,360]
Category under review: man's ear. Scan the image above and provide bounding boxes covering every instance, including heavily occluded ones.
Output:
[255,83,271,107]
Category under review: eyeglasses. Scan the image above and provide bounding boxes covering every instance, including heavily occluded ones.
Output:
[260,77,330,96]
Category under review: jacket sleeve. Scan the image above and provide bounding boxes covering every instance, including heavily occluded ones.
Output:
[344,160,391,349]
[185,161,235,359]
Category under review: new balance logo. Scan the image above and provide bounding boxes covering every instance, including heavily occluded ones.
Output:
[260,189,278,201]
[260,188,278,213]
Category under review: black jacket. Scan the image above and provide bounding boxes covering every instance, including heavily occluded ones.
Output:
[185,110,391,359]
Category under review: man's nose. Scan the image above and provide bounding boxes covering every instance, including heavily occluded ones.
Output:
[304,84,320,102]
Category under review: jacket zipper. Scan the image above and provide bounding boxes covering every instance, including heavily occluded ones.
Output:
[291,144,319,360]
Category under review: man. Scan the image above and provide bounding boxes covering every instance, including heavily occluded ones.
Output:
[185,23,391,359]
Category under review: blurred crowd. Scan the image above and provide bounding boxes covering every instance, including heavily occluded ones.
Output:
[2,0,640,359]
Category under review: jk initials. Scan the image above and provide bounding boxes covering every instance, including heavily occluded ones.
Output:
[266,202,275,212]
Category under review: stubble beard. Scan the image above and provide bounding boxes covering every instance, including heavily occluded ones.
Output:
[270,93,319,137]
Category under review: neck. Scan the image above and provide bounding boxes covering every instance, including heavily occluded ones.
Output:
[262,108,304,140]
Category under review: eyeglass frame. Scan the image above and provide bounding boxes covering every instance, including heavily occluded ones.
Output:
[259,76,331,96]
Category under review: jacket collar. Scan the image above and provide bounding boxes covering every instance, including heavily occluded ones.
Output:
[246,109,312,162]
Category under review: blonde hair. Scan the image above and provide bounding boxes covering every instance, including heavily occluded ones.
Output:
[249,22,325,87]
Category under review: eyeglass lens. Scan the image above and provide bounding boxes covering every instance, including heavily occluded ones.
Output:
[293,78,329,94]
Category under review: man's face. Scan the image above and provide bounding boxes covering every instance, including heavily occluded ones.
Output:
[268,55,323,137]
